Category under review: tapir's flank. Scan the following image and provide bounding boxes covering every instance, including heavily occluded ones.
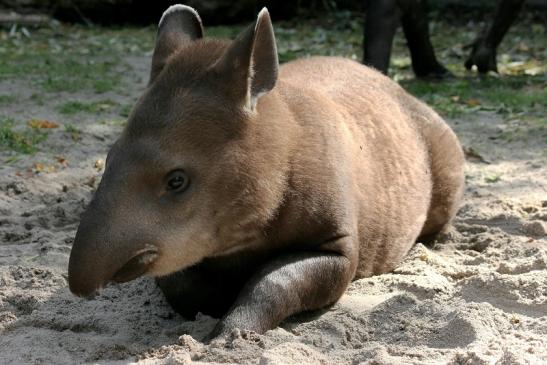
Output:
[68,4,465,339]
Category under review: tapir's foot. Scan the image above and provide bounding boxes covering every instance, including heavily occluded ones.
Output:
[202,326,260,347]
[202,321,229,344]
[201,321,251,345]
[202,327,224,345]
[465,41,498,74]
[203,309,266,343]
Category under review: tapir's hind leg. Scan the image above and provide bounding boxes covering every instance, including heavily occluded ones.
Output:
[419,118,465,242]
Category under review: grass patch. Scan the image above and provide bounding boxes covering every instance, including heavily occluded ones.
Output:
[0,26,138,93]
[0,94,16,105]
[401,75,547,118]
[490,117,547,143]
[484,174,501,183]
[64,123,81,141]
[99,119,126,126]
[0,118,48,154]
[0,50,123,93]
[58,99,118,115]
[41,59,122,93]
[29,93,45,106]
[119,103,133,118]
[0,12,544,129]
[273,17,363,63]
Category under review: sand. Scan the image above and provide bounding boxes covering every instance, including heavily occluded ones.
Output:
[1,55,546,364]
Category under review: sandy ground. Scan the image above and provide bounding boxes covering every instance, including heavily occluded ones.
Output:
[1,52,546,364]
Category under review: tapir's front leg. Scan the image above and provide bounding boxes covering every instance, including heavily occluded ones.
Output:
[207,244,355,340]
[156,265,245,319]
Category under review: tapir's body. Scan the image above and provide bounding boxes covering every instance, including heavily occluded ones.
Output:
[68,5,464,340]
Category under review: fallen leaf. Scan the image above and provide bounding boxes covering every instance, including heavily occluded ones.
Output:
[55,156,68,167]
[465,99,481,107]
[33,162,56,173]
[28,119,59,129]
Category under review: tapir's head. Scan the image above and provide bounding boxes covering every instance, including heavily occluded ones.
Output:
[68,5,284,297]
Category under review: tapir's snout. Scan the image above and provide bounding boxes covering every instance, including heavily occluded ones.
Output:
[68,191,159,298]
[68,242,159,298]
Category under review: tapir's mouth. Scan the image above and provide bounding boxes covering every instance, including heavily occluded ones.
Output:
[111,246,159,283]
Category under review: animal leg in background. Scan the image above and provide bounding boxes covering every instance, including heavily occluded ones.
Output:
[363,0,449,78]
[465,0,525,73]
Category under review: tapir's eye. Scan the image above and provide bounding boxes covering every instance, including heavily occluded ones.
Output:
[166,170,190,192]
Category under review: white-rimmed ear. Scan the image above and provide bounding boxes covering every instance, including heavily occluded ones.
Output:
[213,8,278,110]
[149,4,204,84]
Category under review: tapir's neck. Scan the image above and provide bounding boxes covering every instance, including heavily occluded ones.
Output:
[214,85,301,253]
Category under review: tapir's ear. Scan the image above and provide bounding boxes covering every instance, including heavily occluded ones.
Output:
[213,8,278,110]
[149,4,204,84]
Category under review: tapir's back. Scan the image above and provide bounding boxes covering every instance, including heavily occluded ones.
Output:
[276,57,464,278]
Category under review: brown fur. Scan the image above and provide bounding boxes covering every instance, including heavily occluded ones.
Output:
[68,5,464,339]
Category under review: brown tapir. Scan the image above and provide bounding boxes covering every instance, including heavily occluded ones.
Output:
[68,4,465,340]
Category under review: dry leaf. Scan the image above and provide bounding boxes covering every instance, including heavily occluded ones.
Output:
[55,156,69,167]
[28,119,59,129]
[33,162,56,173]
[465,99,481,107]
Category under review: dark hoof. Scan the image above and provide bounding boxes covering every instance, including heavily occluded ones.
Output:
[465,42,498,74]
[416,64,454,80]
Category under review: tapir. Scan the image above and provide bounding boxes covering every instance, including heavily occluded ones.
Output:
[68,4,465,340]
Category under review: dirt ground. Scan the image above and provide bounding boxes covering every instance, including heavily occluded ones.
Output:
[0,18,546,365]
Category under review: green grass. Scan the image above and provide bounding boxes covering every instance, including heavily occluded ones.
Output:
[386,15,547,120]
[99,119,126,126]
[119,104,133,118]
[401,76,547,118]
[0,118,48,154]
[64,123,82,141]
[0,94,16,105]
[0,12,544,127]
[29,93,45,106]
[0,50,122,93]
[484,174,501,183]
[58,99,118,115]
[0,25,147,93]
[41,59,121,93]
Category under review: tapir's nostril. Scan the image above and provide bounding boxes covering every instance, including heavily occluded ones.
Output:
[111,246,159,283]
